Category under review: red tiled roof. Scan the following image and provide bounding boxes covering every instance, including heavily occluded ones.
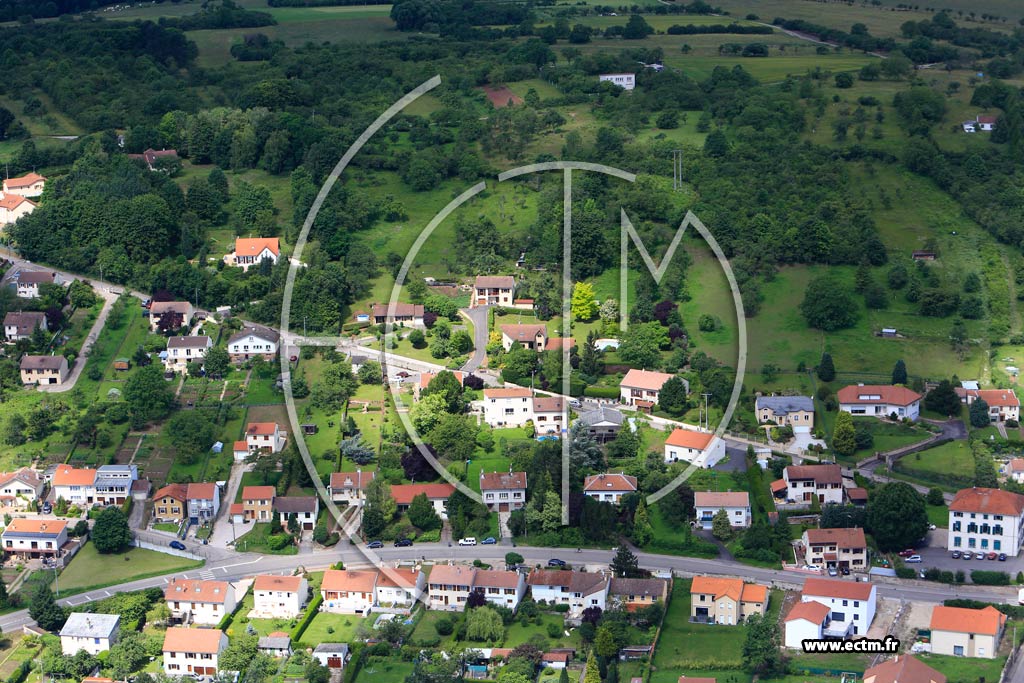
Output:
[186,482,217,501]
[665,429,713,450]
[154,483,188,503]
[584,473,637,493]
[390,483,455,505]
[322,569,378,593]
[803,577,874,601]
[3,519,67,536]
[974,389,1019,408]
[0,194,35,210]
[330,470,375,490]
[950,487,1024,516]
[805,527,866,548]
[3,172,44,189]
[621,368,673,391]
[246,422,279,436]
[864,655,947,683]
[162,627,224,654]
[785,600,831,624]
[475,276,515,289]
[785,464,842,485]
[242,485,276,501]
[483,387,532,399]
[694,491,749,508]
[164,579,231,604]
[235,237,280,258]
[836,384,922,406]
[930,605,1006,636]
[480,471,527,491]
[52,464,96,487]
[254,575,303,592]
[500,324,546,342]
[473,569,521,589]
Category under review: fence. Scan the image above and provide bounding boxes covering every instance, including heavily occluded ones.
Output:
[134,533,205,561]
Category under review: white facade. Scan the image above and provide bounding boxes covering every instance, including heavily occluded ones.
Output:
[801,582,876,637]
[527,572,609,619]
[784,608,828,649]
[2,519,68,558]
[165,580,237,626]
[948,488,1024,556]
[599,73,636,90]
[320,569,379,615]
[253,576,308,619]
[482,389,533,428]
[227,330,279,362]
[60,613,120,655]
[246,423,287,453]
[163,629,227,677]
[694,492,751,529]
[165,336,212,374]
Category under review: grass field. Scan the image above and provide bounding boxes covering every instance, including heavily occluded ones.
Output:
[56,543,203,595]
[896,440,974,485]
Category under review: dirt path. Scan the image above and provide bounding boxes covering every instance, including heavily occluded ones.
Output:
[1003,253,1021,336]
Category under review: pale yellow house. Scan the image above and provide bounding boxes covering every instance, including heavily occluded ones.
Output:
[689,576,768,625]
[930,605,1006,659]
[20,355,69,385]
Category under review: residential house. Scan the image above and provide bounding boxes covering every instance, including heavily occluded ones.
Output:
[479,471,527,512]
[246,422,287,453]
[427,565,477,611]
[0,194,36,226]
[783,600,832,649]
[955,387,1020,423]
[164,579,237,626]
[60,613,119,655]
[863,656,947,683]
[620,369,681,409]
[780,464,845,506]
[0,469,43,508]
[929,605,1006,659]
[257,634,292,659]
[847,487,869,507]
[321,569,380,614]
[241,485,276,522]
[532,396,565,435]
[391,483,454,518]
[689,577,768,625]
[153,484,188,524]
[472,569,527,610]
[228,237,280,272]
[599,73,636,90]
[232,441,249,462]
[1,518,67,559]
[977,115,997,131]
[947,487,1024,556]
[370,303,424,327]
[329,470,376,506]
[162,627,227,677]
[3,172,46,198]
[20,355,69,385]
[312,644,349,670]
[483,387,534,428]
[130,148,179,171]
[471,276,516,308]
[694,491,751,529]
[802,527,868,572]
[165,336,212,374]
[3,311,47,341]
[500,324,547,351]
[837,384,922,421]
[1007,459,1024,484]
[253,575,309,619]
[584,473,638,505]
[186,482,220,525]
[227,324,280,363]
[51,464,97,506]
[376,567,426,608]
[576,406,624,443]
[755,396,815,432]
[274,496,319,531]
[93,464,138,506]
[800,577,877,637]
[664,428,725,466]
[14,271,55,298]
[526,570,610,618]
[148,301,194,333]
[544,337,574,351]
[609,577,668,611]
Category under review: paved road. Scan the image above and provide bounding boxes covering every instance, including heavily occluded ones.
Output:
[460,305,489,373]
[39,285,117,393]
[1,541,1015,633]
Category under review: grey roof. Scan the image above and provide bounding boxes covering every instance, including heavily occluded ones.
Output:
[17,271,56,285]
[273,496,318,514]
[227,323,280,346]
[577,406,624,428]
[258,636,291,650]
[313,643,350,655]
[59,612,120,639]
[167,336,211,349]
[755,395,813,416]
[98,464,137,478]
[19,355,65,371]
[3,311,46,334]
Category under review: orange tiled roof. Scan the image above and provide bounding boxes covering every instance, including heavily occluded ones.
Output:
[930,605,1006,636]
[665,428,713,450]
[162,627,225,654]
[235,237,280,258]
[949,487,1024,516]
[836,384,922,406]
[254,575,303,592]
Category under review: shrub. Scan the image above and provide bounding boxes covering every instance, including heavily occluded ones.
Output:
[291,592,323,644]
[583,386,619,399]
[971,570,1010,586]
[553,604,570,613]
[546,622,562,638]
[435,617,454,636]
[895,567,916,579]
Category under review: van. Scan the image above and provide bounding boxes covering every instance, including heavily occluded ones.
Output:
[458,537,477,546]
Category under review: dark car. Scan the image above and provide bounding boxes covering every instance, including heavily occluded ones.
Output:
[481,537,497,545]
[840,566,851,576]
[999,553,1008,561]
[547,558,567,568]
[951,550,962,559]
[169,540,187,551]
[367,540,384,549]
[41,502,52,514]
[394,538,413,547]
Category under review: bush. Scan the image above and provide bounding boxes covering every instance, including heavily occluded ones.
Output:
[895,567,917,579]
[546,622,562,638]
[553,604,570,613]
[971,570,1011,586]
[291,592,323,644]
[435,617,454,636]
[583,386,620,399]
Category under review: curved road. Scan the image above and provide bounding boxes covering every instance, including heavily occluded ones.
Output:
[2,542,1013,633]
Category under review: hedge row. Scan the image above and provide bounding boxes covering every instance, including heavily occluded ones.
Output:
[583,386,620,399]
[291,591,323,643]
[7,660,30,683]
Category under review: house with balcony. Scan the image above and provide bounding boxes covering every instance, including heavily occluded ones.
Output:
[2,519,67,559]
[480,470,527,512]
[227,324,280,364]
[947,487,1024,556]
[376,567,426,608]
[799,577,876,638]
[689,577,768,625]
[526,570,609,618]
[778,464,844,506]
[93,464,138,506]
[14,271,56,299]
[532,396,565,435]
[620,369,683,410]
[483,387,534,428]
[575,406,624,443]
[427,565,478,611]
[164,579,237,625]
[253,575,308,619]
[583,473,637,505]
[51,464,97,506]
[330,470,375,506]
[3,172,46,198]
[321,569,380,615]
[802,527,868,572]
[955,387,1020,423]
[0,469,43,509]
[186,482,220,524]
[471,276,515,308]
[3,311,46,341]
[162,627,228,677]
[694,491,751,529]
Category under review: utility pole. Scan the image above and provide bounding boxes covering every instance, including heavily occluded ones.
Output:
[672,150,683,191]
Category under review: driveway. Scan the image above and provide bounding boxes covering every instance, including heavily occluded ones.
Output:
[460,306,489,373]
[207,461,247,549]
[37,286,118,393]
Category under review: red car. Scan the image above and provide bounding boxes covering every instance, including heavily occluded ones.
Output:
[987,552,998,560]
[897,549,916,558]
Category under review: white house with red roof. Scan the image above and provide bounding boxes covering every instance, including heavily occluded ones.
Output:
[162,627,227,677]
[253,574,308,619]
[479,470,527,511]
[390,483,455,517]
[472,569,528,610]
[694,491,751,529]
[226,237,280,272]
[321,569,380,614]
[246,422,287,453]
[3,172,45,198]
[1006,458,1024,484]
[51,464,97,506]
[837,384,921,420]
[483,387,534,428]
[663,427,724,466]
[584,473,637,505]
[0,469,44,509]
[532,396,565,435]
[620,369,683,410]
[976,115,997,131]
[800,577,876,637]
[472,275,515,308]
[1,518,67,559]
[781,464,844,506]
[329,470,375,506]
[783,600,832,649]
[164,578,237,625]
[948,487,1024,556]
[0,194,36,226]
[955,387,1019,423]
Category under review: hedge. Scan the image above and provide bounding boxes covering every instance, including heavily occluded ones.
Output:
[343,643,366,683]
[7,660,30,683]
[946,598,1024,619]
[970,570,1011,586]
[291,591,323,643]
[583,386,620,399]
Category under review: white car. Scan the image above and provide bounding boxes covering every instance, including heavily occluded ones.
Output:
[905,555,922,563]
[458,537,477,546]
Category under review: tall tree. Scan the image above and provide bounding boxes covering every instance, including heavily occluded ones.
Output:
[711,508,733,540]
[866,482,929,551]
[969,398,991,428]
[610,545,642,578]
[817,352,836,382]
[632,498,653,546]
[658,376,688,416]
[891,359,907,385]
[92,506,132,553]
[123,365,175,426]
[570,282,599,321]
[831,410,857,456]
[407,493,441,531]
[801,275,859,331]
[924,380,962,417]
[742,613,784,676]
[29,582,66,631]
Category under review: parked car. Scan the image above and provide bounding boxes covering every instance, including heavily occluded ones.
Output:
[951,550,962,559]
[41,502,52,514]
[481,537,497,545]
[366,540,384,549]
[827,567,838,576]
[987,552,998,560]
[977,552,987,561]
[547,558,567,568]
[898,549,916,558]
[394,538,413,547]
[458,538,477,546]
[961,551,973,560]
[840,566,850,576]
[999,553,1008,561]
[905,555,922,563]
[169,540,186,551]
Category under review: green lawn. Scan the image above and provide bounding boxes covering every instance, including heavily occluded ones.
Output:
[234,522,298,555]
[917,652,1007,683]
[55,543,203,595]
[895,440,974,488]
[294,612,371,646]
[927,503,949,529]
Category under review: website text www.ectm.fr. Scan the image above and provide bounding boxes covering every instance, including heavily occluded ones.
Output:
[801,637,901,654]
